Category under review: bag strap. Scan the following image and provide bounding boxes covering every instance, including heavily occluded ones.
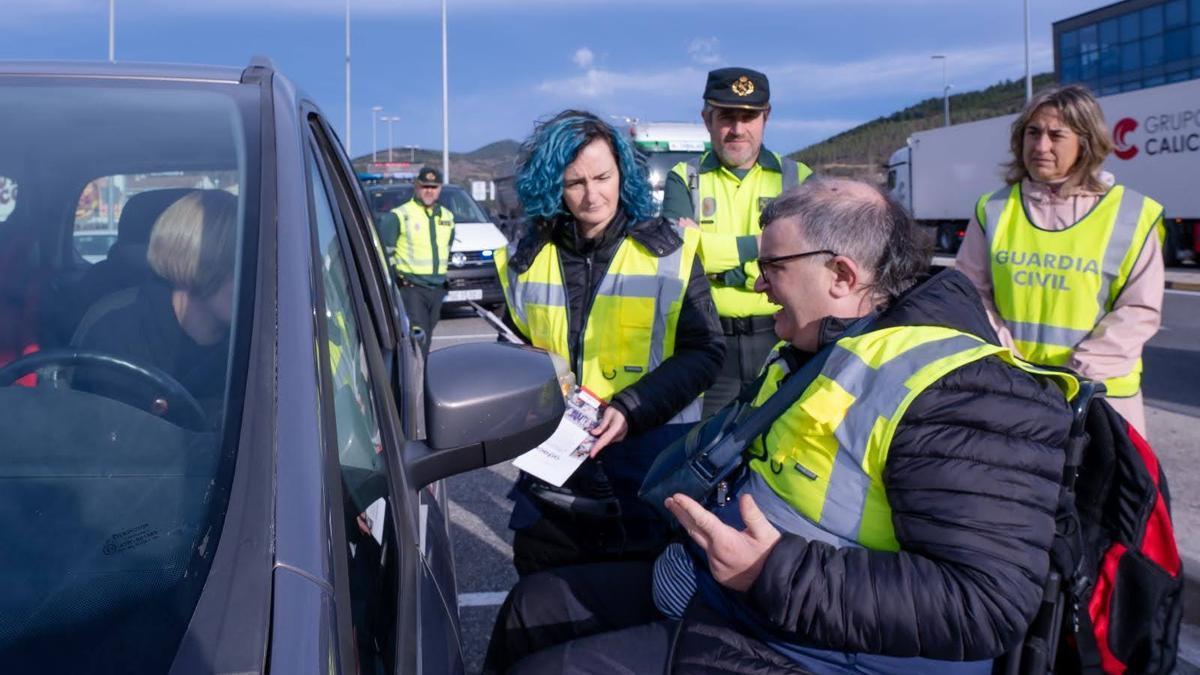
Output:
[692,315,875,482]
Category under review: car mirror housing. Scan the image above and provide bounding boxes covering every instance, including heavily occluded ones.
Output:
[403,342,564,487]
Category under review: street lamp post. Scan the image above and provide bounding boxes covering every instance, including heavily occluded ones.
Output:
[932,54,950,127]
[1024,0,1033,103]
[441,0,450,183]
[385,116,400,164]
[108,0,115,62]
[371,106,383,164]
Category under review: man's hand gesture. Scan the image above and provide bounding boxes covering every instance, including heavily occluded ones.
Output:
[665,493,781,592]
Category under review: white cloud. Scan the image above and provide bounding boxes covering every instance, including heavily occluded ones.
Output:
[536,41,1053,104]
[687,37,722,66]
[537,66,703,99]
[572,47,595,70]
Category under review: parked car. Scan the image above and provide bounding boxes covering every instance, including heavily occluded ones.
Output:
[0,58,564,674]
[365,182,507,310]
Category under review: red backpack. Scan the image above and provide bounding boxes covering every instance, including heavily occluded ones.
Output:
[1002,385,1183,674]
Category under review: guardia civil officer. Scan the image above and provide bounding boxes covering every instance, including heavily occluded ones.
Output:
[956,85,1165,435]
[485,179,1077,674]
[661,67,813,417]
[379,166,455,357]
[495,110,724,575]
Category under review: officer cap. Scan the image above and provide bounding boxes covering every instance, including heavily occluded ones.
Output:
[703,67,770,110]
[416,166,443,186]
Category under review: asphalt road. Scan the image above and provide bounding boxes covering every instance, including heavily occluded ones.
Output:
[431,288,1200,674]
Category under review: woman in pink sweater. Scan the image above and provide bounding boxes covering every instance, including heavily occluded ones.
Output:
[956,85,1164,436]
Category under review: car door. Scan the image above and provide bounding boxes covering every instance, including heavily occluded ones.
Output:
[305,113,464,675]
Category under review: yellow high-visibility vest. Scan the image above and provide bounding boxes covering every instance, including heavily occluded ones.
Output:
[391,198,455,278]
[670,151,812,318]
[741,325,1077,550]
[494,226,703,423]
[977,183,1163,398]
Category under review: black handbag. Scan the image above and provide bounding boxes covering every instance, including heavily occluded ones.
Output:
[639,316,873,521]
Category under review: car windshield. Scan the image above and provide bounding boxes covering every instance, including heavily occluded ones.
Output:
[642,151,702,190]
[0,78,259,671]
[369,184,489,222]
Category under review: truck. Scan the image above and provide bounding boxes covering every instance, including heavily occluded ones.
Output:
[887,77,1200,265]
[627,121,710,209]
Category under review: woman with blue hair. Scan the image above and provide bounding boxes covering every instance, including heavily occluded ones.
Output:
[495,109,724,575]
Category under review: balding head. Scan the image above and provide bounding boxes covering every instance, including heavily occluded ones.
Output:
[760,177,927,302]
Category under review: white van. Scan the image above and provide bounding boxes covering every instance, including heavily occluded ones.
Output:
[365,182,507,309]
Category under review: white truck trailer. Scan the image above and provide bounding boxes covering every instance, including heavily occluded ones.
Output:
[887,78,1200,265]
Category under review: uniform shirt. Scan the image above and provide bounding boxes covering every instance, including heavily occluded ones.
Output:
[956,176,1163,433]
[378,196,455,288]
[661,149,788,276]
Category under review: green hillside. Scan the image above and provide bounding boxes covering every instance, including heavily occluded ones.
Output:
[789,73,1057,182]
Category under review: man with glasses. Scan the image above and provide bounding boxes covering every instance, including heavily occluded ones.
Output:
[485,179,1078,674]
[383,166,454,356]
[661,67,813,417]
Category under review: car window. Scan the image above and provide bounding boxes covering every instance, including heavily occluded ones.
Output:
[309,150,400,674]
[73,172,239,263]
[0,80,258,672]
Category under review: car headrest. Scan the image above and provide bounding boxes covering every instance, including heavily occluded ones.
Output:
[115,188,206,247]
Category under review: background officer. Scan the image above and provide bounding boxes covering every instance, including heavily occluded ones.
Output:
[661,67,813,416]
[379,166,455,357]
[956,85,1164,435]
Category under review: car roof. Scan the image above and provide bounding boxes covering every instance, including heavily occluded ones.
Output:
[0,60,246,83]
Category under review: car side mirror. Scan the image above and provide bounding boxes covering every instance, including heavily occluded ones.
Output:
[402,342,564,487]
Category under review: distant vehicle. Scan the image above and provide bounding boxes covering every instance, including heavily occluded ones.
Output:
[0,58,563,674]
[887,78,1199,265]
[365,182,507,310]
[628,121,710,209]
[73,228,118,263]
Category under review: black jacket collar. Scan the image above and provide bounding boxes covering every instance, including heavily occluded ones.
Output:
[806,270,1001,354]
[509,214,684,273]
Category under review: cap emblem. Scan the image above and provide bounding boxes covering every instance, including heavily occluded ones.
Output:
[731,76,755,97]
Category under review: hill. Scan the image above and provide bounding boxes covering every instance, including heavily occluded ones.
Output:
[351,139,521,186]
[788,73,1057,184]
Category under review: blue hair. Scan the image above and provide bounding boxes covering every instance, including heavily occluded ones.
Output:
[515,109,655,225]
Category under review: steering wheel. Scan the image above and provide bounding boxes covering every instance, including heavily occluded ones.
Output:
[0,349,209,430]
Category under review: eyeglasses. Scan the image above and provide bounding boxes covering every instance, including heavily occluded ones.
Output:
[758,249,838,271]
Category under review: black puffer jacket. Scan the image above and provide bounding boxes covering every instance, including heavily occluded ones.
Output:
[505,213,724,434]
[675,269,1075,669]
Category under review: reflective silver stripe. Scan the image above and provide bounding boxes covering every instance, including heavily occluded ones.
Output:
[1007,320,1091,349]
[740,471,862,549]
[780,155,800,191]
[818,334,986,541]
[982,184,1014,250]
[685,158,701,221]
[595,273,665,299]
[1094,189,1145,315]
[649,243,685,370]
[403,211,417,270]
[666,397,702,424]
[500,242,528,326]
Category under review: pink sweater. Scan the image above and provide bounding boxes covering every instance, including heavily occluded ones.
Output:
[955,177,1163,434]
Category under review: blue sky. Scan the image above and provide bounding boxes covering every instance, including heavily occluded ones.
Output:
[6,0,1109,157]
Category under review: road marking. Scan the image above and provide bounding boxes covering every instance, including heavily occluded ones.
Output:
[458,591,509,608]
[432,333,498,341]
[1166,288,1200,297]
